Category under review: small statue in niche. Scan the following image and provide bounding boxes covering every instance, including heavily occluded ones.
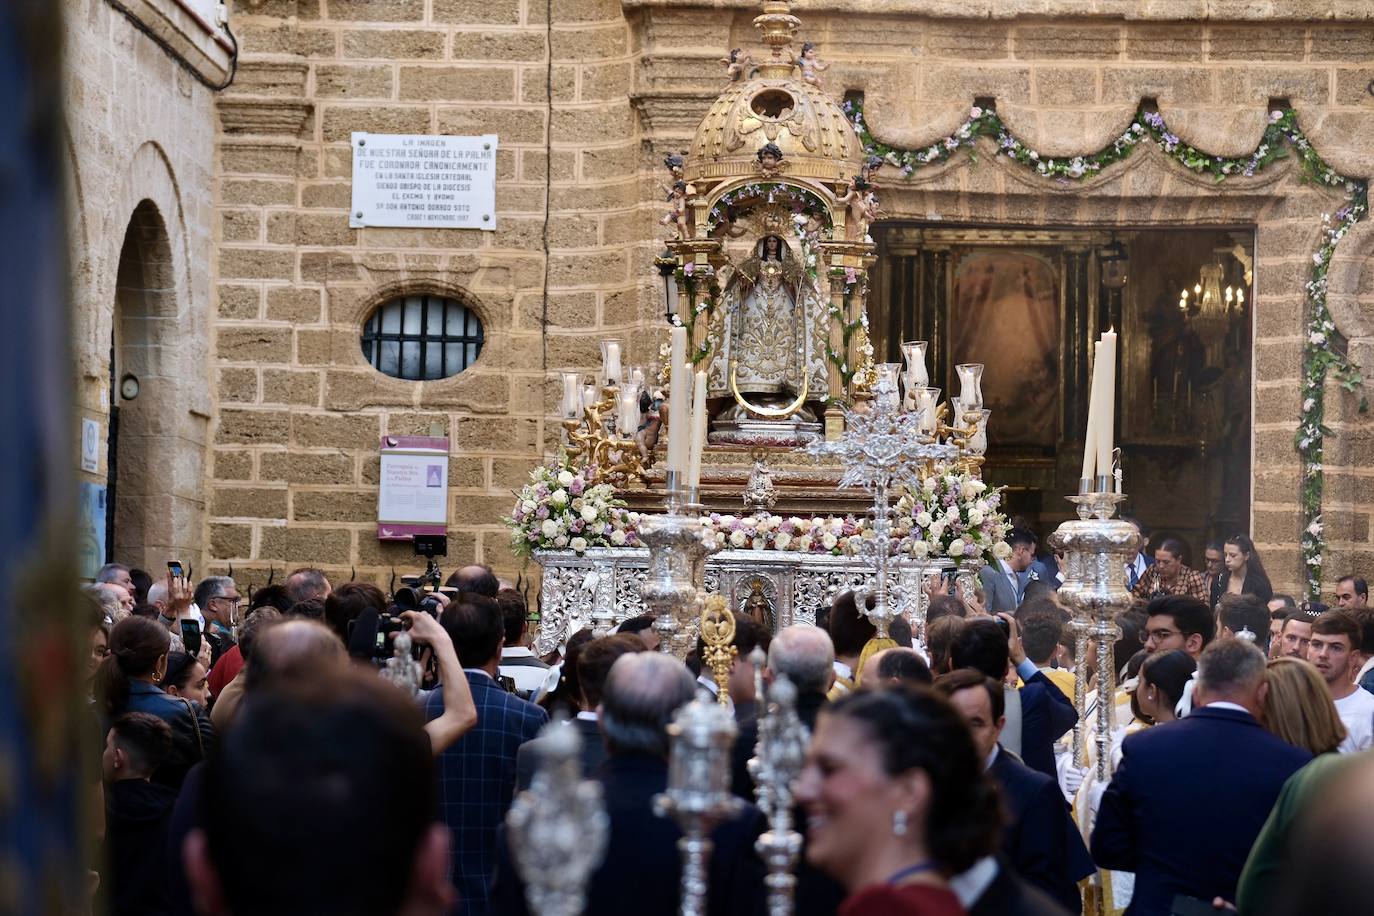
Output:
[755,141,786,177]
[837,175,880,241]
[660,180,690,240]
[795,41,829,88]
[721,47,754,83]
[743,579,775,631]
[635,387,664,466]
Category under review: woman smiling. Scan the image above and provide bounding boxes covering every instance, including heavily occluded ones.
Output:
[794,687,1001,915]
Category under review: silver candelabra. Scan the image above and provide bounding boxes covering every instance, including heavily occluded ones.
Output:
[1048,480,1141,779]
[640,468,719,657]
[505,719,610,916]
[654,697,742,916]
[806,368,958,638]
[746,648,809,916]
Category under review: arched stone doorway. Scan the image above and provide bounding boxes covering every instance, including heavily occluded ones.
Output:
[108,200,180,569]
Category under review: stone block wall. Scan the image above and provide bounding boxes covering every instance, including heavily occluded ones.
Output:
[211,0,650,588]
[67,0,225,573]
[194,0,1374,596]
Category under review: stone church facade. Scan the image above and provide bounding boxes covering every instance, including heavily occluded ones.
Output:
[69,0,1374,594]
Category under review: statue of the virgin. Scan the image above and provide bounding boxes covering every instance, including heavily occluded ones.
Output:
[707,233,827,442]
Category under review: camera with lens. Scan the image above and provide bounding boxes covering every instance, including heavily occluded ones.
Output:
[393,534,449,618]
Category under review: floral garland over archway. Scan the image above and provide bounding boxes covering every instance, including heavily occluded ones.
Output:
[845,98,1369,600]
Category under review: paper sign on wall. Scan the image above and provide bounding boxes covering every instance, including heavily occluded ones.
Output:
[81,418,100,473]
[350,133,497,230]
[378,436,449,541]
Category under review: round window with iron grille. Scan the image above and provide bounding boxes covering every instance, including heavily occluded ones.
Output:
[360,294,484,381]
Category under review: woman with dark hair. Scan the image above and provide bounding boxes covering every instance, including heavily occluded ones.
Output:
[538,627,595,714]
[158,651,209,708]
[95,616,215,789]
[794,687,999,914]
[1210,533,1273,609]
[1133,649,1197,726]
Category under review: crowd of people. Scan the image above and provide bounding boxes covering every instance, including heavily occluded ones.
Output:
[78,529,1374,916]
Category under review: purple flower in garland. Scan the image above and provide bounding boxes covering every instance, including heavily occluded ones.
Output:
[536,506,550,520]
[569,478,585,495]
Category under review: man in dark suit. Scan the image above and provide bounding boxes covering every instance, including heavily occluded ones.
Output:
[514,633,643,790]
[1092,638,1311,915]
[949,616,1076,779]
[495,588,550,700]
[937,669,1093,914]
[427,594,547,916]
[491,653,766,916]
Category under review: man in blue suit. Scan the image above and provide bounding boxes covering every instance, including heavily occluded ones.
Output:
[979,527,1039,612]
[428,594,547,916]
[948,616,1076,779]
[938,669,1094,914]
[1091,638,1311,915]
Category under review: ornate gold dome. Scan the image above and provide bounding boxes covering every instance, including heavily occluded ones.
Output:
[683,2,864,187]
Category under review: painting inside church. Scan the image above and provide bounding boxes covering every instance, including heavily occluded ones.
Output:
[870,224,1254,560]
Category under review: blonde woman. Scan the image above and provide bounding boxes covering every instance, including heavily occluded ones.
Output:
[1234,657,1349,912]
[1261,656,1347,756]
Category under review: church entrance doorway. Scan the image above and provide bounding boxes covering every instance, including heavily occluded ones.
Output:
[869,222,1254,564]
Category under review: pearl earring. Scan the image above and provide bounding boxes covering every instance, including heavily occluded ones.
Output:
[893,810,908,837]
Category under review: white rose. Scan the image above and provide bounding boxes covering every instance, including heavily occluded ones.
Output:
[992,540,1012,560]
[580,505,598,523]
[719,514,737,527]
[947,538,966,558]
[752,537,766,550]
[923,477,937,493]
[730,530,748,547]
[961,481,979,500]
[521,499,537,513]
[911,540,930,559]
[570,536,588,553]
[540,519,559,539]
[968,509,984,526]
[930,521,946,540]
[610,528,627,546]
[975,500,989,513]
[972,479,987,494]
[557,470,575,487]
[945,506,959,522]
[550,489,568,506]
[915,511,933,528]
[822,532,838,550]
[775,532,792,551]
[553,534,568,547]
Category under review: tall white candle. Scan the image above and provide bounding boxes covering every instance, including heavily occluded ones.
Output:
[687,370,708,492]
[1096,330,1117,483]
[582,384,599,414]
[667,326,688,477]
[604,341,622,387]
[1082,340,1102,481]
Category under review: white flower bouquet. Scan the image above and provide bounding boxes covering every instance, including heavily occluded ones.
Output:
[894,472,1010,565]
[506,456,639,558]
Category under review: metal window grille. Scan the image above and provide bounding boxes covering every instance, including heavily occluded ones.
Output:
[360,295,484,381]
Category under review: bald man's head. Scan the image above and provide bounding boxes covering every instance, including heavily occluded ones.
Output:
[245,619,346,691]
[599,653,695,758]
[767,624,835,695]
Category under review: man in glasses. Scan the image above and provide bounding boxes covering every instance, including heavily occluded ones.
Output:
[193,575,243,666]
[1140,595,1215,661]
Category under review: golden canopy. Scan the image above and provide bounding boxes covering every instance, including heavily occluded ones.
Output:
[682,1,865,190]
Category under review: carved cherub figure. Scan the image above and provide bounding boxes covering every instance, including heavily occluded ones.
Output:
[796,42,829,88]
[636,388,664,466]
[660,180,690,240]
[721,48,754,83]
[838,175,880,240]
[755,141,786,176]
[860,154,884,183]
